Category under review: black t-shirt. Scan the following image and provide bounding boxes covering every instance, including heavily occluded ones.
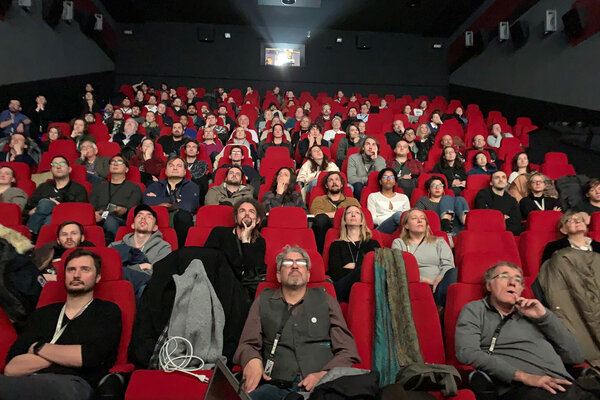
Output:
[157,135,189,157]
[7,299,122,387]
[328,239,380,281]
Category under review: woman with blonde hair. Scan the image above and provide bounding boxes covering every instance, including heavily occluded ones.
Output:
[328,205,380,302]
[519,172,561,219]
[416,123,434,155]
[392,208,456,306]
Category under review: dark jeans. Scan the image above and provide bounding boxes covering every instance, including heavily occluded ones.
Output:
[333,266,362,303]
[169,209,194,249]
[101,214,126,245]
[122,267,151,300]
[0,373,94,400]
[312,214,333,254]
[499,383,598,400]
[432,268,457,307]
[351,182,365,202]
[26,198,56,234]
[250,376,305,400]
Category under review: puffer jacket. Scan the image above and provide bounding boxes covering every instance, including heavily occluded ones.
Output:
[537,247,600,366]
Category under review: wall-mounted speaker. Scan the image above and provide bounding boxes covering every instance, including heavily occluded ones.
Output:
[93,13,102,31]
[510,20,529,49]
[498,21,510,41]
[197,26,215,42]
[545,9,557,34]
[62,0,73,22]
[356,34,371,49]
[42,0,63,28]
[562,6,588,39]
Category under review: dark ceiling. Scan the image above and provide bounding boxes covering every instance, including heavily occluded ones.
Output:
[100,0,485,37]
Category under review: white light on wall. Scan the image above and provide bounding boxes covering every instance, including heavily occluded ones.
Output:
[545,9,557,34]
[224,32,231,39]
[465,31,474,47]
[432,43,443,49]
[336,37,342,43]
[499,21,510,41]
[306,30,311,38]
[94,13,103,31]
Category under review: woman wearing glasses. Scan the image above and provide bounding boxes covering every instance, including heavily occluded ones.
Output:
[518,172,561,220]
[541,210,600,263]
[392,208,456,306]
[367,168,410,234]
[328,205,380,302]
[415,176,469,234]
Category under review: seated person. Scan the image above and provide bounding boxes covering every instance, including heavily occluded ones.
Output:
[347,136,385,201]
[508,152,531,184]
[541,210,600,264]
[296,145,339,199]
[415,123,434,157]
[313,103,332,131]
[298,124,330,162]
[537,236,600,365]
[257,123,293,159]
[573,177,600,217]
[234,245,360,398]
[0,165,28,210]
[40,126,66,153]
[341,106,358,131]
[455,262,593,400]
[328,205,380,302]
[233,114,259,144]
[130,137,166,187]
[141,111,161,140]
[215,145,260,186]
[427,110,443,134]
[199,112,228,144]
[113,118,144,159]
[0,99,31,137]
[386,139,422,199]
[475,171,522,235]
[262,167,305,213]
[432,146,467,195]
[24,156,88,235]
[310,171,360,254]
[155,102,173,127]
[157,122,190,158]
[91,154,143,244]
[143,156,199,248]
[367,168,411,234]
[487,122,514,148]
[519,172,562,220]
[228,126,258,160]
[205,199,266,298]
[75,140,110,187]
[0,133,36,166]
[392,209,456,306]
[201,126,224,161]
[467,151,498,176]
[336,124,364,166]
[32,221,95,276]
[69,118,96,151]
[384,119,405,152]
[182,140,210,206]
[0,248,122,400]
[205,165,254,206]
[322,114,344,142]
[415,177,469,234]
[403,128,427,162]
[465,134,498,164]
[109,205,171,297]
[178,115,198,139]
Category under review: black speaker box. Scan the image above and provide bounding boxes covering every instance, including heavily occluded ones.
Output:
[356,34,371,50]
[510,20,529,49]
[42,0,63,28]
[0,0,11,19]
[197,26,215,42]
[562,6,588,39]
[75,9,95,37]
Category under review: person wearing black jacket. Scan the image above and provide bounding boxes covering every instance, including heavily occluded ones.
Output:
[474,171,522,235]
[24,155,88,234]
[432,146,467,195]
[541,210,600,264]
[204,199,266,296]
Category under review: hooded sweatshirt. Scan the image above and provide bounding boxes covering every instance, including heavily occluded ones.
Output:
[109,230,171,274]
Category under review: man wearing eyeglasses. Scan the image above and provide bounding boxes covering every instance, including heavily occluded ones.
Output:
[455,262,594,399]
[90,154,142,244]
[24,156,88,235]
[234,245,360,399]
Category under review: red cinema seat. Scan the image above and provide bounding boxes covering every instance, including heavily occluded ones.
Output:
[114,206,178,250]
[465,174,490,191]
[590,212,600,233]
[88,124,110,142]
[36,224,106,249]
[185,205,235,246]
[543,152,568,165]
[0,307,18,373]
[540,163,576,180]
[97,141,121,158]
[50,202,96,226]
[267,207,307,228]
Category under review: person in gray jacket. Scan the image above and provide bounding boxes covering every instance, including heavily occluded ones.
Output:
[346,135,385,201]
[109,205,171,295]
[455,261,594,400]
[204,165,254,206]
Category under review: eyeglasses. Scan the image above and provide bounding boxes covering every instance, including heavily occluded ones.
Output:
[381,175,396,180]
[566,217,584,225]
[281,259,308,268]
[491,273,523,286]
[50,162,67,167]
[430,184,444,189]
[110,159,125,165]
[530,180,545,185]
[230,151,242,154]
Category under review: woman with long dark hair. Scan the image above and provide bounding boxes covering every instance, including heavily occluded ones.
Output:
[262,167,306,212]
[432,146,467,195]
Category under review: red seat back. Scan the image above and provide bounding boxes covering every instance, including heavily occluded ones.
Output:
[50,202,96,226]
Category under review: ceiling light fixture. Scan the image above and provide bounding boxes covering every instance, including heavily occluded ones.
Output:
[432,43,443,49]
[224,32,231,39]
[307,30,311,38]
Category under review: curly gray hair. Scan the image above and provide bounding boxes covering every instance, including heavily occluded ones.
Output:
[275,245,311,272]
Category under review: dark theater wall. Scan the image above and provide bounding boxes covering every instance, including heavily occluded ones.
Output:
[449,0,600,120]
[115,23,449,98]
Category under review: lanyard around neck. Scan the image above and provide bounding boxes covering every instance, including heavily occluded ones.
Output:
[51,299,93,344]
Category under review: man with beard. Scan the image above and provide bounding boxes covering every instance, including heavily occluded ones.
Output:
[106,109,125,137]
[0,99,31,137]
[143,156,199,248]
[205,165,254,206]
[204,199,266,295]
[341,106,358,131]
[234,245,360,398]
[109,205,171,296]
[284,106,305,132]
[217,104,235,133]
[310,171,360,253]
[186,104,204,130]
[182,140,210,205]
[199,112,228,144]
[157,122,190,158]
[384,119,406,151]
[465,134,498,164]
[33,221,96,275]
[475,171,522,235]
[0,248,122,400]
